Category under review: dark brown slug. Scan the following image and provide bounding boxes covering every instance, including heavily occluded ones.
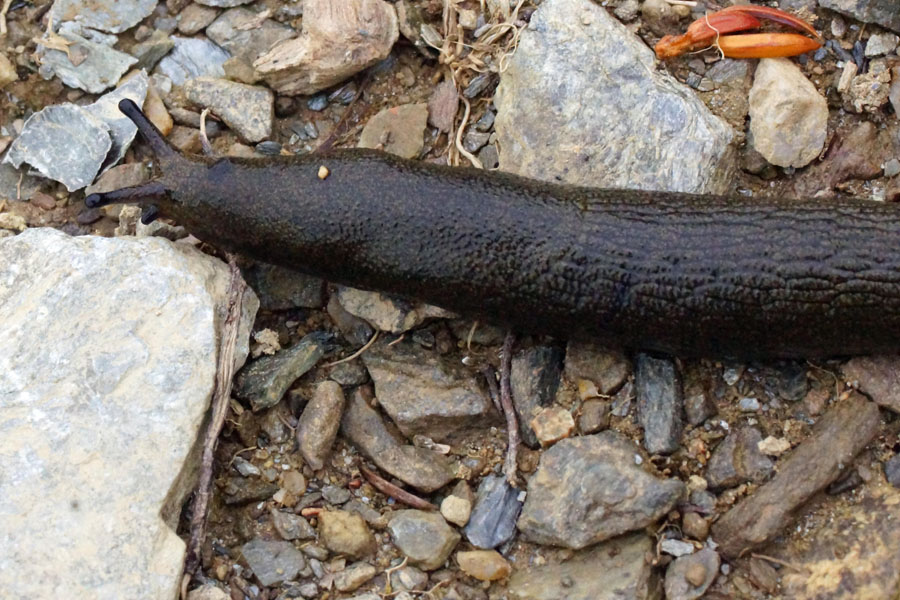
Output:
[86,99,900,359]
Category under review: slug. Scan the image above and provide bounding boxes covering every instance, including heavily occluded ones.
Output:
[86,99,900,359]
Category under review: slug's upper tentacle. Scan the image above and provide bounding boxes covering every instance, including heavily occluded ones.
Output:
[118,98,179,162]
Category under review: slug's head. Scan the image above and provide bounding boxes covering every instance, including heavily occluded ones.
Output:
[84,99,195,224]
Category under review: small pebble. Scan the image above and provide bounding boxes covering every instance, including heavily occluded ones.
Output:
[660,538,695,557]
[456,550,511,581]
[685,562,708,587]
[885,454,900,488]
[884,159,900,178]
[530,406,575,447]
[739,397,760,412]
[29,192,56,210]
[318,166,330,179]
[682,512,709,540]
[307,94,328,111]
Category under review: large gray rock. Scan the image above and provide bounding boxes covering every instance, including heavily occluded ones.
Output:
[184,77,274,143]
[819,0,900,33]
[518,432,684,548]
[3,73,148,191]
[37,28,137,93]
[155,36,229,85]
[361,337,492,442]
[50,0,157,33]
[253,0,399,96]
[508,533,660,600]
[206,8,295,64]
[494,0,734,194]
[0,229,257,600]
[748,58,827,168]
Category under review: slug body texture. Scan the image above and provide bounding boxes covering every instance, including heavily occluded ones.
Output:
[89,100,900,359]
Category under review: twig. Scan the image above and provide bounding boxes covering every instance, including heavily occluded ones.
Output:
[481,365,503,415]
[750,553,809,573]
[360,466,438,510]
[466,320,478,351]
[705,11,725,61]
[183,255,248,582]
[381,557,408,595]
[499,331,519,485]
[454,95,482,168]
[664,0,698,5]
[314,72,372,154]
[0,0,13,37]
[199,108,214,157]
[323,330,378,367]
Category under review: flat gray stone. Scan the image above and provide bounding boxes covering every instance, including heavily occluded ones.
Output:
[361,337,492,442]
[130,30,175,71]
[464,475,522,549]
[508,533,659,600]
[340,389,455,492]
[494,0,734,194]
[705,427,774,489]
[337,286,455,334]
[510,345,564,448]
[3,105,111,192]
[819,0,900,33]
[0,228,257,600]
[184,77,273,143]
[155,36,229,85]
[38,29,137,93]
[388,510,460,570]
[518,432,684,549]
[50,0,157,33]
[635,353,683,455]
[206,8,295,63]
[84,71,149,173]
[234,331,337,411]
[4,76,148,190]
[241,539,306,586]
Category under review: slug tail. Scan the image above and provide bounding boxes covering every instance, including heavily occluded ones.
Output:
[85,180,168,208]
[118,98,178,161]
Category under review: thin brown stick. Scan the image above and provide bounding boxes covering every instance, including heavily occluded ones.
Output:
[314,72,372,154]
[481,365,503,415]
[750,553,809,573]
[323,330,378,367]
[360,466,437,510]
[183,255,247,580]
[499,331,519,486]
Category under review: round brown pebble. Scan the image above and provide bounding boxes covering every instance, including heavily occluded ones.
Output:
[682,512,709,540]
[685,562,708,587]
[457,550,511,581]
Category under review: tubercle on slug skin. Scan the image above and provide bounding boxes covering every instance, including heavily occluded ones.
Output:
[84,99,900,359]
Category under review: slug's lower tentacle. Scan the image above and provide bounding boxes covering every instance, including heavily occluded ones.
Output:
[84,181,168,208]
[140,205,160,224]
